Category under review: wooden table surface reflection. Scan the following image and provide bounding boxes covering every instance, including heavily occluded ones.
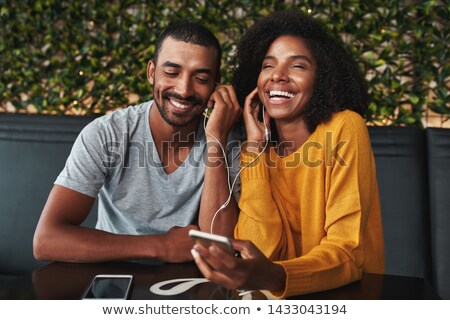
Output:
[1,261,440,300]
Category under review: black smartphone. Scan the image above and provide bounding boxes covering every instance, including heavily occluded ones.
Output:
[81,274,133,299]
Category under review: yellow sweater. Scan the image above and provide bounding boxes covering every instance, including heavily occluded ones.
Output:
[235,110,384,298]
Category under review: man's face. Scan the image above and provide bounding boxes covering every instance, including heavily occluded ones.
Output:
[147,37,219,127]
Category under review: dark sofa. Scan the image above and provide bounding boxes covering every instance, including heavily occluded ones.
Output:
[0,113,449,299]
[0,114,97,284]
[368,126,450,299]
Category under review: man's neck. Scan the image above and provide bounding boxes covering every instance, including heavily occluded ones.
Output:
[148,102,200,174]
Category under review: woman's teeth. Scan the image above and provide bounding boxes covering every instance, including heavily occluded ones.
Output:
[269,90,295,99]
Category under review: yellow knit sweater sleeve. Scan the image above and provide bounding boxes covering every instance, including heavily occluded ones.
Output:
[234,150,287,259]
[235,111,384,298]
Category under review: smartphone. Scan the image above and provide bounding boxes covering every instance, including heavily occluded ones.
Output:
[81,274,133,299]
[189,229,234,254]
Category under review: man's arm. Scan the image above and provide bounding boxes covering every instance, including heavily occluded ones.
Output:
[198,85,242,237]
[33,185,197,263]
[199,142,239,237]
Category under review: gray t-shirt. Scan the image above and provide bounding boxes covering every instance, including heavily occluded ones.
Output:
[55,101,241,235]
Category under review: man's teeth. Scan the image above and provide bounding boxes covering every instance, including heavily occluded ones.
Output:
[171,99,191,109]
[269,90,295,99]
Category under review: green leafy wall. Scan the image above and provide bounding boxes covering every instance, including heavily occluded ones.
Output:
[1,0,448,125]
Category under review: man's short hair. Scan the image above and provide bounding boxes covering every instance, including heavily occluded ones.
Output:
[153,22,222,80]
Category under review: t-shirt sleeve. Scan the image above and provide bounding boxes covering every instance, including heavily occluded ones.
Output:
[55,119,110,198]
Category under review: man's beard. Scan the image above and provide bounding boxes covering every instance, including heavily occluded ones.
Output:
[154,91,204,127]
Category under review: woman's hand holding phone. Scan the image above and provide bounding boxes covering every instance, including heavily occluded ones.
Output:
[191,237,286,292]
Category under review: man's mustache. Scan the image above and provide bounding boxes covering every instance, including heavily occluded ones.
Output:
[162,92,202,106]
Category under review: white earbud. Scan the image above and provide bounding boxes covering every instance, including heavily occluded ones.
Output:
[262,105,270,142]
[264,127,270,142]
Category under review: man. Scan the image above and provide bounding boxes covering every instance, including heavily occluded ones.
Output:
[33,22,241,263]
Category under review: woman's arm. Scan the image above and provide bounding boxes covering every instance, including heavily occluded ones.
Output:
[234,151,286,260]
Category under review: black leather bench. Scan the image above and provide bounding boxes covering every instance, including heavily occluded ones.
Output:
[0,114,97,284]
[369,126,450,299]
[1,113,449,299]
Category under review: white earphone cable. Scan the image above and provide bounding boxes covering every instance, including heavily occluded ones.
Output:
[204,106,270,234]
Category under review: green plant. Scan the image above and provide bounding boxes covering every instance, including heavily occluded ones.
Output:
[0,0,448,125]
[338,0,449,126]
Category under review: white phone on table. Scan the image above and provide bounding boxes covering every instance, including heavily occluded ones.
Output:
[81,274,133,299]
[189,229,234,254]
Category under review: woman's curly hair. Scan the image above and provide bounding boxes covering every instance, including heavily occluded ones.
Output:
[232,10,369,133]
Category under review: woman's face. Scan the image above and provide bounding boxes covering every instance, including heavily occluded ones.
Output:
[257,35,316,123]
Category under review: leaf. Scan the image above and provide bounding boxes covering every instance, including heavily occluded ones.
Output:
[375,59,386,67]
[429,103,450,115]
[0,0,447,124]
[409,94,420,105]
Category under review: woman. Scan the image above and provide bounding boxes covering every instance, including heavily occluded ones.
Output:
[191,10,384,298]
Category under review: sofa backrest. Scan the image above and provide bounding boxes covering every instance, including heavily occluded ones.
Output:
[0,114,97,276]
[427,128,450,299]
[1,114,448,298]
[369,126,431,281]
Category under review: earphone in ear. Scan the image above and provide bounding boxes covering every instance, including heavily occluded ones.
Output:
[203,107,212,118]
